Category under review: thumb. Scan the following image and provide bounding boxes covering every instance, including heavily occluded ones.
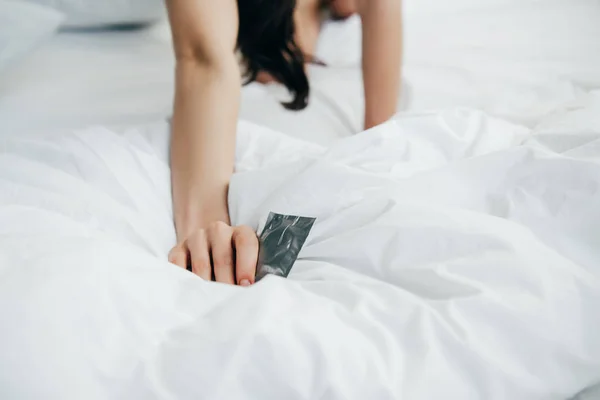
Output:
[168,242,189,270]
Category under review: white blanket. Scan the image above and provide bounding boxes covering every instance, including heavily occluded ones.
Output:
[1,107,599,399]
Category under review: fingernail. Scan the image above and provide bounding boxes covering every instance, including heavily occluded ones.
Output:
[240,279,251,287]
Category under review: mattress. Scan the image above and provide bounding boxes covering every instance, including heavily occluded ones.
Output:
[1,2,600,398]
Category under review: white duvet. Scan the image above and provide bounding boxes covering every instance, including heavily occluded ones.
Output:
[1,106,599,399]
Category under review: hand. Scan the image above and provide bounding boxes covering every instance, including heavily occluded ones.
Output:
[168,222,259,286]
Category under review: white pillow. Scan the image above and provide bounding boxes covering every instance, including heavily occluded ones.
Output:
[22,0,165,28]
[0,1,63,72]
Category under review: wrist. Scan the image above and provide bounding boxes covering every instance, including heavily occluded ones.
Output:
[364,114,389,130]
[175,207,230,242]
[173,185,231,242]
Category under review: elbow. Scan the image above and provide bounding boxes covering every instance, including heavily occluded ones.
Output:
[174,50,241,90]
[175,52,241,86]
[173,40,238,72]
[175,51,235,72]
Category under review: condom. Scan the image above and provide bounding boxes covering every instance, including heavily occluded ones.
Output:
[255,212,316,281]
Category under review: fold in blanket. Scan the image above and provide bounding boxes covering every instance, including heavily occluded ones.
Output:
[0,108,599,399]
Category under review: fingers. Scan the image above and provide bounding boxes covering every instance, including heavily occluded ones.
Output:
[232,226,259,286]
[207,221,236,285]
[187,230,211,281]
[168,243,188,270]
[169,223,259,287]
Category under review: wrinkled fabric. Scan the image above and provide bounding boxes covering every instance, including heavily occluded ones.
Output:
[0,108,599,399]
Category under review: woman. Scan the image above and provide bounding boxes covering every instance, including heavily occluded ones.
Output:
[166,0,402,286]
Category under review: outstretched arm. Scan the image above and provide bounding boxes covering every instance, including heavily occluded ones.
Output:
[357,0,402,130]
[166,0,258,286]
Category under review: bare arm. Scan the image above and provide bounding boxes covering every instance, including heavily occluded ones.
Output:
[294,0,322,59]
[166,0,258,286]
[166,0,239,238]
[357,0,402,130]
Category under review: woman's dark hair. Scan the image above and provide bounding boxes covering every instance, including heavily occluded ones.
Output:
[236,0,310,110]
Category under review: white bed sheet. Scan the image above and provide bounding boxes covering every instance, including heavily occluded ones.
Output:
[0,21,368,145]
[2,8,596,146]
[1,5,600,398]
[0,23,174,136]
[1,107,600,399]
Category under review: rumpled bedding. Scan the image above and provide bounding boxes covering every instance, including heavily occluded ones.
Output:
[1,105,599,399]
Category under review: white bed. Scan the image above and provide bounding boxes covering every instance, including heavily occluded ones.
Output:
[1,1,600,399]
[0,20,367,145]
[2,0,598,143]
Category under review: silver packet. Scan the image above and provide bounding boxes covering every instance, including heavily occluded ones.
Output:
[255,212,316,281]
